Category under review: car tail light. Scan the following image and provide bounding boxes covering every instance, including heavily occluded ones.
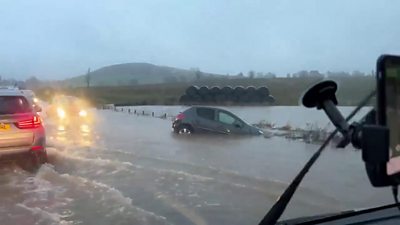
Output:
[31,145,44,151]
[15,115,42,129]
[176,113,185,120]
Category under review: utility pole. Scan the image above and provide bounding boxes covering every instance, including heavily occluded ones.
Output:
[86,68,91,88]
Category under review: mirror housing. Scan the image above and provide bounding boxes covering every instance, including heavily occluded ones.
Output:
[233,121,243,128]
[33,104,42,112]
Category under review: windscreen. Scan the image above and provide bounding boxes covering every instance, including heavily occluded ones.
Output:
[2,1,400,224]
[0,96,31,115]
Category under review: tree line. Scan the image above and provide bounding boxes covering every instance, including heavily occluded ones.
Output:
[233,69,374,79]
[162,69,374,84]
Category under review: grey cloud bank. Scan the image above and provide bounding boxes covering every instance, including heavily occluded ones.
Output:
[0,0,399,79]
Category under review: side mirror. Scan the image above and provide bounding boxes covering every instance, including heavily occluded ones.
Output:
[234,121,243,128]
[34,105,42,112]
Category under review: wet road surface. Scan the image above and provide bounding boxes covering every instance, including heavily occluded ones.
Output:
[0,108,392,225]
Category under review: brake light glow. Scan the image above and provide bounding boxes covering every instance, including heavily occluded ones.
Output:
[31,145,44,151]
[15,115,42,129]
[176,113,185,120]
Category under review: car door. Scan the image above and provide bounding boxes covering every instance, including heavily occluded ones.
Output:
[215,110,248,134]
[193,107,219,133]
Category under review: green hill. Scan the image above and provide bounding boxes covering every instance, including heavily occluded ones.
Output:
[65,63,220,87]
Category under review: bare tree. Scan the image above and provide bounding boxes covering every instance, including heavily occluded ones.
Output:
[256,72,264,78]
[265,72,276,78]
[195,70,203,80]
[248,70,255,79]
[351,70,365,77]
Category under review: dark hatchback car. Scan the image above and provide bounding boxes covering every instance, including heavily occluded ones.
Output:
[172,106,263,135]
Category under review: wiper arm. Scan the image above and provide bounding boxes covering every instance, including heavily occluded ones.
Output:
[258,90,376,225]
[258,130,338,225]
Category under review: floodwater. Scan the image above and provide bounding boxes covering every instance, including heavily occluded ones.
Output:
[0,106,392,225]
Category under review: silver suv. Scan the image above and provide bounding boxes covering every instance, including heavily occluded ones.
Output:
[172,106,263,135]
[0,90,47,170]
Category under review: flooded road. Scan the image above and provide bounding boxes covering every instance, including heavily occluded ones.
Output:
[0,107,393,225]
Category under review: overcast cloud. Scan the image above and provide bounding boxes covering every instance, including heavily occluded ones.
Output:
[0,0,400,79]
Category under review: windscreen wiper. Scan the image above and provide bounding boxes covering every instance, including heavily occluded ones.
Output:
[258,83,376,225]
[277,202,400,225]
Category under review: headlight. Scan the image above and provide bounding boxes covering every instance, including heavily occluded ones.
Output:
[33,97,39,103]
[80,124,90,133]
[57,107,66,119]
[79,110,87,117]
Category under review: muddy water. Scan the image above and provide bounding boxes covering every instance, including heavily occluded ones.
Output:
[0,107,392,225]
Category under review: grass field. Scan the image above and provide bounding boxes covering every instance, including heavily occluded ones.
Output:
[35,76,376,106]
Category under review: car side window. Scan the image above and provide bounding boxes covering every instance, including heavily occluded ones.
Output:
[218,111,236,125]
[196,108,215,120]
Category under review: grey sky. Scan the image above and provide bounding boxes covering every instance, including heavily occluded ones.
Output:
[1,0,400,80]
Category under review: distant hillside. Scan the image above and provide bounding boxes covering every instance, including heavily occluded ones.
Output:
[65,63,221,87]
[37,76,375,106]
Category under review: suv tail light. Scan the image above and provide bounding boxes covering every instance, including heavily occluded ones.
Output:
[31,145,44,151]
[15,115,42,129]
[176,113,185,120]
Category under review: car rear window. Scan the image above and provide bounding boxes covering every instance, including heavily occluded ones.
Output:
[196,108,215,120]
[0,96,31,115]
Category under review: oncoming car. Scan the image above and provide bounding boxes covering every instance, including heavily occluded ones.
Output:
[0,89,47,170]
[172,106,263,135]
[47,95,91,125]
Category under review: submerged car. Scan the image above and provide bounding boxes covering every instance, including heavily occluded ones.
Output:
[172,106,263,135]
[47,95,92,125]
[0,90,47,170]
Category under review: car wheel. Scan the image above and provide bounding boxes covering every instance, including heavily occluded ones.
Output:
[36,150,48,164]
[19,151,47,172]
[177,125,193,135]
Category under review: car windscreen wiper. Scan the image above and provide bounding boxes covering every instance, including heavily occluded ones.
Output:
[277,202,400,225]
[258,89,376,225]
